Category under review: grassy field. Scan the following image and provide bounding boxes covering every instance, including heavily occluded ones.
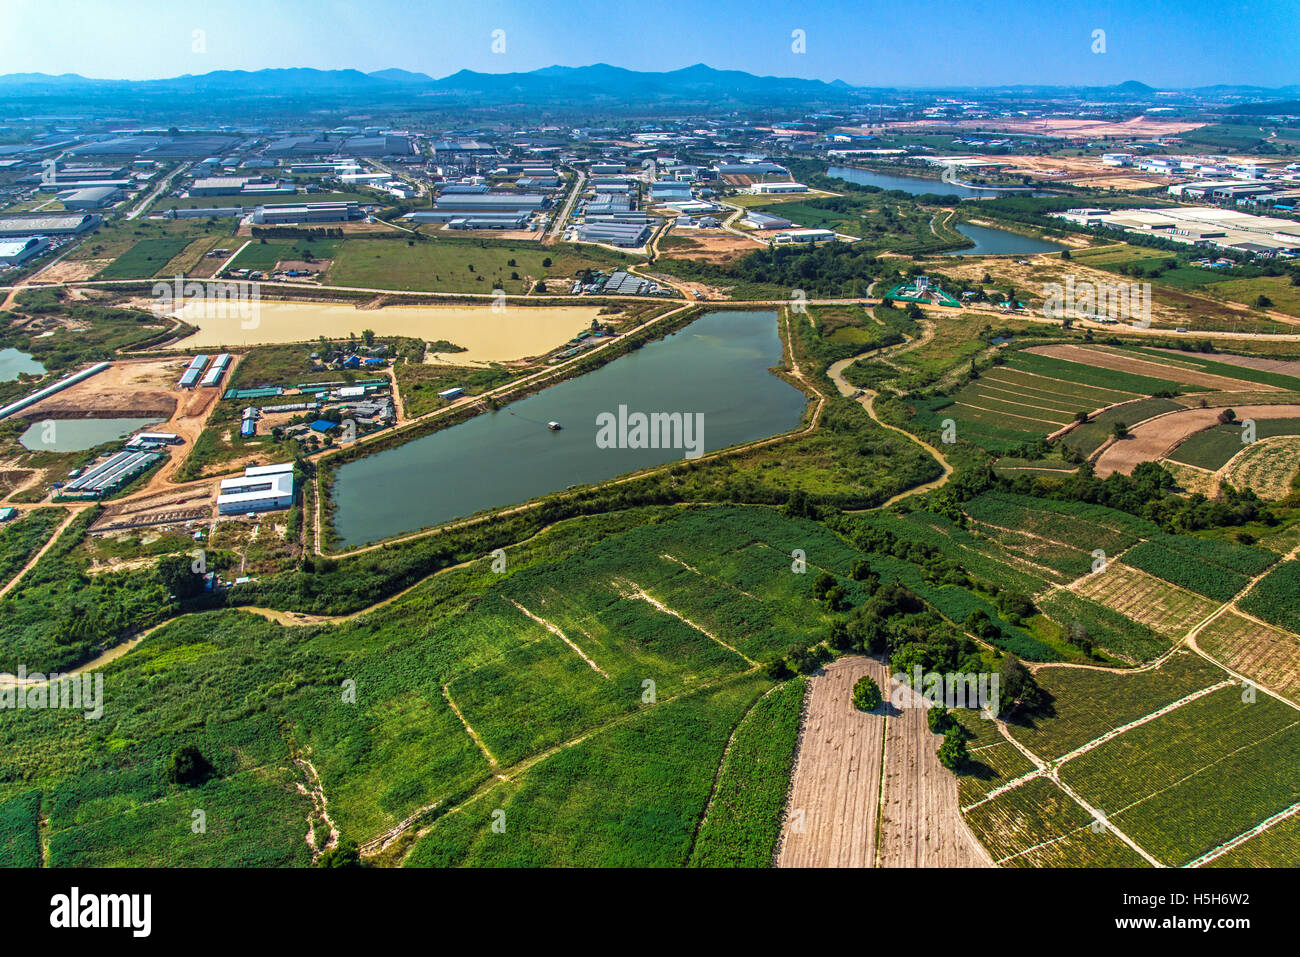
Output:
[689,678,805,867]
[228,237,344,272]
[1167,418,1300,470]
[1060,684,1300,866]
[392,362,514,418]
[93,238,195,279]
[325,237,628,294]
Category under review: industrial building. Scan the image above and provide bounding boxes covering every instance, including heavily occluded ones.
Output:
[163,206,246,219]
[251,201,363,225]
[771,228,836,245]
[179,355,210,389]
[0,362,111,422]
[431,192,549,213]
[59,449,162,499]
[751,182,808,194]
[0,214,100,237]
[742,211,794,230]
[576,221,651,247]
[1052,206,1300,257]
[217,462,295,515]
[58,186,123,209]
[200,353,232,388]
[0,235,50,266]
[191,176,253,196]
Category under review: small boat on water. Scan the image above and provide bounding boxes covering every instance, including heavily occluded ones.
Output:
[547,421,562,431]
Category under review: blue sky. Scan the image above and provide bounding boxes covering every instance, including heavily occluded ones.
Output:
[1,0,1294,88]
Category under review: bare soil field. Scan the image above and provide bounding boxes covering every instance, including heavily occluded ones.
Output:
[1071,563,1219,637]
[1094,404,1300,477]
[24,356,186,420]
[1196,610,1300,706]
[879,678,994,868]
[1154,349,1300,378]
[1028,344,1275,392]
[878,117,1206,139]
[776,656,990,868]
[33,258,110,283]
[660,231,760,263]
[777,657,885,868]
[997,155,1176,191]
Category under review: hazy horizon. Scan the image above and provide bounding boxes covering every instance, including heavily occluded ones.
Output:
[0,0,1294,89]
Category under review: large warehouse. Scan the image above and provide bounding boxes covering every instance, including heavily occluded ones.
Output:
[251,201,363,225]
[217,462,295,515]
[0,213,100,237]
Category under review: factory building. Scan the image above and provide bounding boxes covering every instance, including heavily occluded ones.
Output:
[0,236,50,266]
[742,211,794,230]
[576,221,651,247]
[251,201,363,225]
[771,228,836,245]
[163,206,246,219]
[179,355,210,389]
[59,450,162,498]
[751,182,808,194]
[190,176,252,196]
[0,214,100,237]
[58,186,123,209]
[200,354,232,388]
[217,462,295,515]
[432,193,549,213]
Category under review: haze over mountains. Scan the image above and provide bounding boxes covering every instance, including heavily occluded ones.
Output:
[1,64,1296,106]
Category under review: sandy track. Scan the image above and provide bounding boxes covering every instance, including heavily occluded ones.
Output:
[1094,404,1300,477]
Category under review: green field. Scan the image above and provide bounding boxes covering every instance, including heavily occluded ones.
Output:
[915,347,1201,452]
[325,237,628,293]
[93,237,195,279]
[1167,418,1300,470]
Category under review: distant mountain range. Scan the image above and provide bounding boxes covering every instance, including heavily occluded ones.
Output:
[0,64,1295,107]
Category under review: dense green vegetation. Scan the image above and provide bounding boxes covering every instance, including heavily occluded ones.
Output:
[689,678,805,867]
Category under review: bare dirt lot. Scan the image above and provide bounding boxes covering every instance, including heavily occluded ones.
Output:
[33,258,111,283]
[24,356,186,420]
[660,231,760,264]
[1094,404,1300,477]
[777,656,991,868]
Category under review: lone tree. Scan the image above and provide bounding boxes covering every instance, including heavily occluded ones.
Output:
[853,675,883,712]
[165,745,214,788]
[937,725,969,770]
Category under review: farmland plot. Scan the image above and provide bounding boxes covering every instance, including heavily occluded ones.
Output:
[1222,436,1300,500]
[963,777,1095,865]
[777,657,887,868]
[1196,610,1300,706]
[1060,685,1300,866]
[1071,563,1219,638]
[1007,650,1226,759]
[1240,560,1300,634]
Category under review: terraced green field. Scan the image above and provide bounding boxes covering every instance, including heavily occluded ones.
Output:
[916,348,1204,451]
[1167,418,1300,470]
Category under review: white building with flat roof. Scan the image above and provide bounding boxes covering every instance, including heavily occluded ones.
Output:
[217,462,295,514]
